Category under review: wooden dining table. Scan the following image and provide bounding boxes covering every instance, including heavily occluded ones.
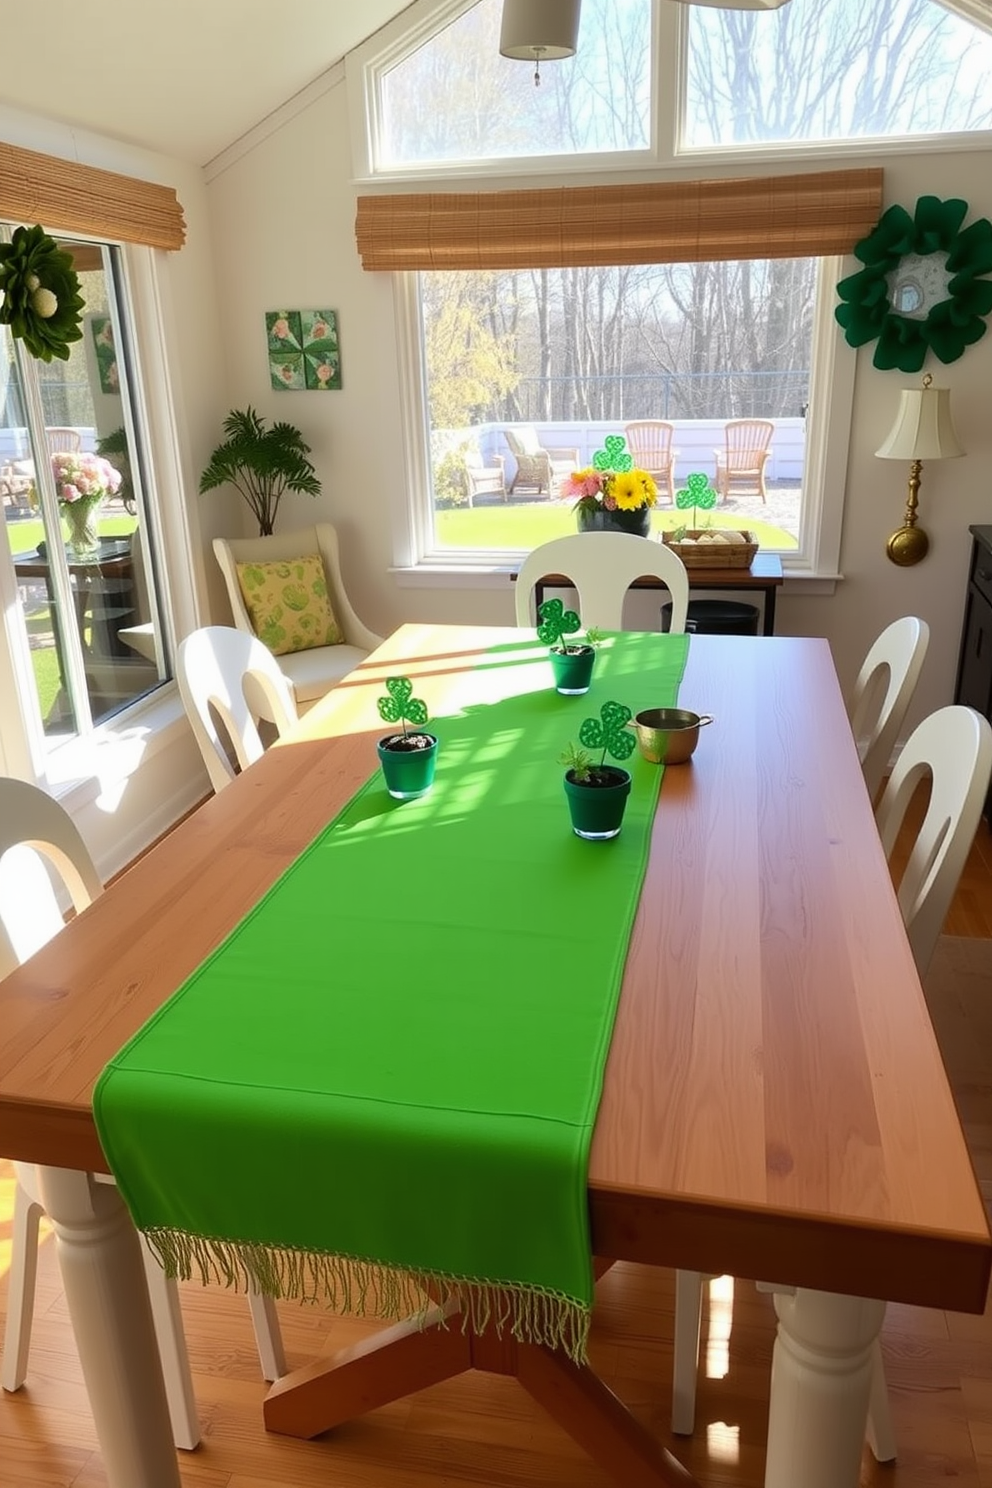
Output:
[0,623,987,1488]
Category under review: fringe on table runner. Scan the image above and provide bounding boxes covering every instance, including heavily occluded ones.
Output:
[143,1227,592,1364]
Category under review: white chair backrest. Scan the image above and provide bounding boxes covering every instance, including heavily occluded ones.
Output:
[45,427,81,453]
[515,532,690,633]
[0,778,102,980]
[176,626,299,795]
[876,705,992,976]
[212,522,381,653]
[849,616,930,803]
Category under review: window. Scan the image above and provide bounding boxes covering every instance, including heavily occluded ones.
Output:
[0,231,168,760]
[420,258,815,559]
[683,0,992,149]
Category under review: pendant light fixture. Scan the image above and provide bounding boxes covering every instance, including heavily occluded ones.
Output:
[499,0,581,86]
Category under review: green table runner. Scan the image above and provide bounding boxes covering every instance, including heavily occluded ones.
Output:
[95,631,689,1362]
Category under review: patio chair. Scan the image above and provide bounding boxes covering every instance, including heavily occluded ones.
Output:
[45,427,82,453]
[713,419,774,503]
[623,421,678,505]
[671,703,992,1462]
[0,777,287,1450]
[464,447,507,505]
[503,427,580,498]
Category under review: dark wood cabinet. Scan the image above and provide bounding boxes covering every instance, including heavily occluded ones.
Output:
[955,526,992,818]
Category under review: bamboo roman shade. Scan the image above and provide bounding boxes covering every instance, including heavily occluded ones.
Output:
[0,141,185,251]
[356,168,883,271]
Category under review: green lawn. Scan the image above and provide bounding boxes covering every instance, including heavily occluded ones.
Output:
[435,504,798,550]
[6,513,137,558]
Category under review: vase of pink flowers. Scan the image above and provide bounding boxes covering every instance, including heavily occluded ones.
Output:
[52,452,122,559]
[560,434,657,539]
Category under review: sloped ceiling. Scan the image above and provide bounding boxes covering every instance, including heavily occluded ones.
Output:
[0,0,418,167]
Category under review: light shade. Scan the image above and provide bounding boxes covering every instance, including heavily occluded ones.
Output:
[499,0,581,61]
[875,385,965,461]
[667,0,791,8]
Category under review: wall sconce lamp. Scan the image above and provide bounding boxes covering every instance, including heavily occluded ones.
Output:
[875,373,964,567]
[499,0,581,86]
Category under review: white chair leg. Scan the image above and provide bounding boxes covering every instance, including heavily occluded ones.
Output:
[139,1237,200,1451]
[1,1178,44,1392]
[866,1336,896,1463]
[248,1289,287,1381]
[672,1269,704,1435]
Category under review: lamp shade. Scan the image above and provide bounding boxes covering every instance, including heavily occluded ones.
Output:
[499,0,581,61]
[875,385,965,461]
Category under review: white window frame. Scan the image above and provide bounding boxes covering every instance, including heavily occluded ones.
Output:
[389,258,853,582]
[0,238,198,801]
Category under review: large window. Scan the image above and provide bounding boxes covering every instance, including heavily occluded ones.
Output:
[684,0,992,149]
[0,231,168,759]
[421,259,815,557]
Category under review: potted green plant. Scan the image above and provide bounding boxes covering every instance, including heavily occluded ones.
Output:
[538,599,603,695]
[198,406,321,536]
[376,676,438,800]
[561,701,636,840]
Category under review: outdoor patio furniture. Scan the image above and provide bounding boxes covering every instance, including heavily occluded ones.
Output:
[0,463,32,515]
[714,419,774,503]
[464,448,507,505]
[623,420,678,504]
[503,427,579,498]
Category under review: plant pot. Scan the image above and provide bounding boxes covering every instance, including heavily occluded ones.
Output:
[563,765,632,840]
[377,732,438,799]
[577,505,651,538]
[549,644,595,695]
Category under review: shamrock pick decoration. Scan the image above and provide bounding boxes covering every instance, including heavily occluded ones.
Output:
[578,700,636,765]
[676,471,718,517]
[592,433,633,473]
[537,597,581,650]
[377,676,429,737]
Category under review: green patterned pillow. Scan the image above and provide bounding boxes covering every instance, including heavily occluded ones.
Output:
[235,554,343,657]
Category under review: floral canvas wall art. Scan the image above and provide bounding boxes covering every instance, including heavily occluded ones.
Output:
[266,309,342,390]
[90,315,119,394]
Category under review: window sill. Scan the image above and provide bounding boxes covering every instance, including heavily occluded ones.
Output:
[43,683,188,809]
[390,562,841,595]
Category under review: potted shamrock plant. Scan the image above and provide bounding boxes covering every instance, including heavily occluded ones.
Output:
[376,677,438,799]
[561,700,636,840]
[538,598,602,695]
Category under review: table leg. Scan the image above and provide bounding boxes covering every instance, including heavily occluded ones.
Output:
[764,1287,884,1488]
[762,585,777,636]
[36,1166,181,1488]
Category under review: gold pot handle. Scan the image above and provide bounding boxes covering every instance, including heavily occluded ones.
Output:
[697,714,715,728]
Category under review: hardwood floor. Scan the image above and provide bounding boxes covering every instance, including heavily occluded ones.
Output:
[1,814,991,1487]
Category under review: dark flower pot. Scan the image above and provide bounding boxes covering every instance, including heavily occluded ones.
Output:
[563,765,632,840]
[549,644,595,695]
[577,505,651,538]
[377,732,438,799]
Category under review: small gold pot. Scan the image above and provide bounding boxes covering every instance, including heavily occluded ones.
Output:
[628,708,713,765]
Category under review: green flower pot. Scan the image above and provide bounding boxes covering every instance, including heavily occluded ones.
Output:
[377,732,438,799]
[563,765,631,840]
[549,644,595,695]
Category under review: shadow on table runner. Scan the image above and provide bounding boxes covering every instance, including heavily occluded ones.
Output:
[94,632,690,1362]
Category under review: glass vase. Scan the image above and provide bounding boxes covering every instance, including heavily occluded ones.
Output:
[61,498,102,560]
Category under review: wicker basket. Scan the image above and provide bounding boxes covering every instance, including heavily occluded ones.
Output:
[662,529,758,569]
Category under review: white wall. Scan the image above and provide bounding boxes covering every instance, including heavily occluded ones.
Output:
[203,89,992,739]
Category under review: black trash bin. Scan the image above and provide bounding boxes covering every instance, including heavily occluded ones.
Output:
[661,599,760,636]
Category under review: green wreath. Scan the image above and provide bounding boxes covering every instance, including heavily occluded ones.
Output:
[835,196,992,373]
[0,224,85,363]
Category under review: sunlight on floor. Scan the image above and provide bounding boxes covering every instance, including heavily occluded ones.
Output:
[706,1420,741,1465]
[705,1273,735,1380]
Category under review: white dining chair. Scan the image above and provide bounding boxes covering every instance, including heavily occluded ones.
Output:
[849,616,930,804]
[669,703,992,1459]
[515,532,690,633]
[0,777,287,1446]
[213,522,383,712]
[177,625,300,794]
